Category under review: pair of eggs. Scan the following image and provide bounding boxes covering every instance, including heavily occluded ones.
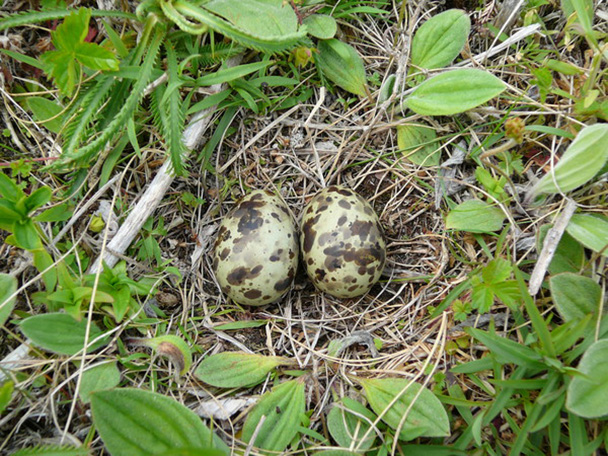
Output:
[212,186,386,306]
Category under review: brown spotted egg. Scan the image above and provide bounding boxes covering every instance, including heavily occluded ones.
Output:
[213,190,298,306]
[301,186,386,298]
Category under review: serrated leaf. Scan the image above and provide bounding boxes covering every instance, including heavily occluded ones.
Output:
[195,352,288,388]
[0,273,17,327]
[550,273,601,322]
[11,445,90,456]
[404,68,505,116]
[411,9,471,69]
[316,39,367,96]
[143,335,192,376]
[566,339,608,418]
[396,124,441,166]
[531,124,608,195]
[52,8,90,51]
[25,97,65,133]
[302,14,337,39]
[445,199,505,233]
[74,42,119,71]
[327,397,377,451]
[242,379,306,451]
[566,214,608,257]
[78,362,121,404]
[91,388,229,456]
[358,378,450,441]
[20,313,109,355]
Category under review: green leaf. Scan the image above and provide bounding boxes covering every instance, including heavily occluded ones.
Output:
[466,327,545,369]
[33,249,57,291]
[74,42,119,71]
[531,124,608,194]
[357,378,450,441]
[40,50,79,97]
[566,339,608,418]
[316,39,367,96]
[14,218,42,250]
[194,352,288,388]
[315,451,361,456]
[566,214,608,257]
[302,14,337,39]
[445,200,505,233]
[0,380,14,414]
[10,445,90,456]
[78,362,121,404]
[242,379,306,452]
[34,203,73,223]
[0,172,23,201]
[404,68,506,116]
[196,60,272,86]
[411,9,471,69]
[156,449,225,456]
[142,335,192,376]
[25,187,52,212]
[396,124,441,166]
[0,273,17,327]
[91,388,229,456]
[20,313,109,355]
[550,273,601,322]
[25,97,65,133]
[327,397,377,451]
[52,8,90,51]
[537,225,585,274]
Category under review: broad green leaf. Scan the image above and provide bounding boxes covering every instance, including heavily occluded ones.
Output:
[25,187,52,212]
[466,328,545,369]
[316,39,367,96]
[32,249,57,291]
[14,218,42,250]
[396,124,441,166]
[545,59,582,75]
[156,449,225,456]
[34,203,73,223]
[550,273,601,322]
[358,378,450,441]
[40,50,79,97]
[531,124,608,194]
[0,380,13,414]
[566,214,608,257]
[0,172,22,200]
[197,61,272,86]
[91,388,229,456]
[445,200,505,233]
[242,379,306,452]
[25,97,65,133]
[195,352,288,388]
[78,362,121,404]
[327,397,377,451]
[74,42,120,71]
[20,313,109,355]
[566,339,608,418]
[142,335,192,376]
[411,9,471,69]
[302,14,337,39]
[404,68,505,116]
[538,225,585,274]
[0,274,17,327]
[11,445,90,456]
[204,0,300,37]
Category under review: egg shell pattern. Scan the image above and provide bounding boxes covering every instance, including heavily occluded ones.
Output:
[213,190,298,306]
[301,185,386,298]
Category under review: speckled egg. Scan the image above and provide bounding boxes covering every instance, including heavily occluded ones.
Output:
[213,190,298,306]
[301,185,386,298]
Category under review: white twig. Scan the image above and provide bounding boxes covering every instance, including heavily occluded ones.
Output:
[528,199,578,295]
